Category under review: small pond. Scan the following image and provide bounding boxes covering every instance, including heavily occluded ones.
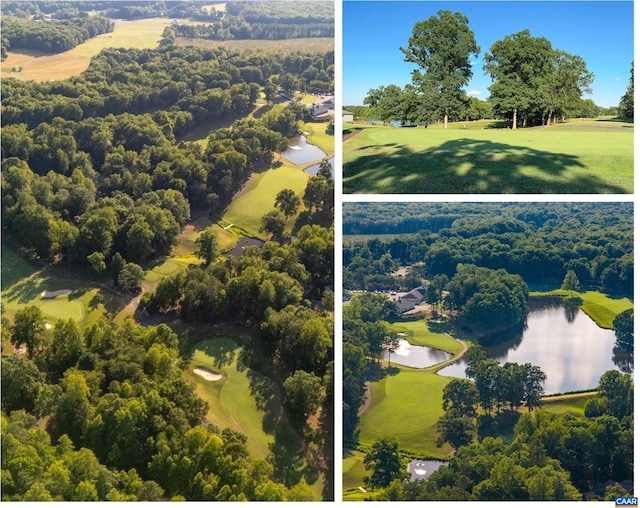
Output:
[281,134,326,165]
[227,237,264,259]
[407,459,447,481]
[305,156,334,177]
[381,338,452,369]
[437,298,628,394]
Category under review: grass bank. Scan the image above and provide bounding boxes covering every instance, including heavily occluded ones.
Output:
[343,121,633,194]
[529,289,633,328]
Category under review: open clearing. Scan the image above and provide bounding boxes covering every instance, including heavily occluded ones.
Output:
[1,18,173,81]
[1,240,128,337]
[176,36,333,55]
[343,119,633,194]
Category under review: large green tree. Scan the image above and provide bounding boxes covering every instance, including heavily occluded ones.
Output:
[484,30,554,129]
[400,10,479,129]
[363,438,407,490]
[10,305,47,357]
[545,50,593,125]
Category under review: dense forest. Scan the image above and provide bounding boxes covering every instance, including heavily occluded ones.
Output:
[343,203,633,297]
[2,1,334,500]
[1,15,114,56]
[2,318,327,501]
[2,41,333,273]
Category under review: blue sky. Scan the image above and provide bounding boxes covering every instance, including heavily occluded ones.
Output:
[343,1,633,107]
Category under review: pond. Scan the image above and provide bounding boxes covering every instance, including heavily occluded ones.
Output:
[281,134,326,165]
[227,237,264,259]
[437,298,628,394]
[407,459,447,482]
[305,156,334,177]
[381,338,452,369]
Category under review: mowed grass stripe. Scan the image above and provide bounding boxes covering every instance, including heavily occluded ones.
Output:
[359,370,454,458]
[223,163,310,238]
[186,338,273,459]
[343,123,633,194]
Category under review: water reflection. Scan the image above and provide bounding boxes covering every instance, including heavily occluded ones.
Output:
[281,135,326,165]
[305,156,335,177]
[382,339,452,369]
[438,298,630,393]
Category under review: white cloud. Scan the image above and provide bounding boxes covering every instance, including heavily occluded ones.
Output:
[615,77,621,81]
[467,90,482,96]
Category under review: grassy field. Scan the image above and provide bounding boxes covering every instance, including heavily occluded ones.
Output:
[343,119,633,194]
[222,162,311,238]
[359,368,455,458]
[1,18,172,81]
[529,289,633,328]
[176,37,334,55]
[301,120,335,156]
[388,320,463,354]
[184,337,274,459]
[142,220,236,290]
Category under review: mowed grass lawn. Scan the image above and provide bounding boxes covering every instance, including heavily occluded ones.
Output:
[359,369,455,458]
[1,240,128,338]
[389,320,463,354]
[1,18,171,81]
[185,338,274,460]
[343,121,633,194]
[223,163,310,238]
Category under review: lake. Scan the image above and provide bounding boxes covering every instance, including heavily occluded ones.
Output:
[438,298,628,394]
[281,134,326,165]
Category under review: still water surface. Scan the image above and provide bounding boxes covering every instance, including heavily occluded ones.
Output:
[438,298,625,394]
[281,135,326,164]
[384,338,452,369]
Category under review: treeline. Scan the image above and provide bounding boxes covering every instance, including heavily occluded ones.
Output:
[171,1,332,41]
[175,21,333,41]
[2,45,334,128]
[373,370,633,500]
[1,15,114,57]
[343,203,633,297]
[352,95,617,126]
[2,317,320,501]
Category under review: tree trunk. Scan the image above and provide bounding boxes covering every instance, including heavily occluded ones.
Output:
[443,112,448,130]
[547,110,553,126]
[512,108,517,130]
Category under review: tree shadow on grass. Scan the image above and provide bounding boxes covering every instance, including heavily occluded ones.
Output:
[344,137,629,194]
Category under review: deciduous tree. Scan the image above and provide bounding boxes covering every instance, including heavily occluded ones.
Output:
[401,10,479,129]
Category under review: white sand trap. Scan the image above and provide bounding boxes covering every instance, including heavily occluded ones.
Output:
[44,323,53,329]
[194,367,223,381]
[41,289,72,299]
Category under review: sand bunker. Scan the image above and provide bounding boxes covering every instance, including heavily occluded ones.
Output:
[194,367,223,381]
[41,289,72,299]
